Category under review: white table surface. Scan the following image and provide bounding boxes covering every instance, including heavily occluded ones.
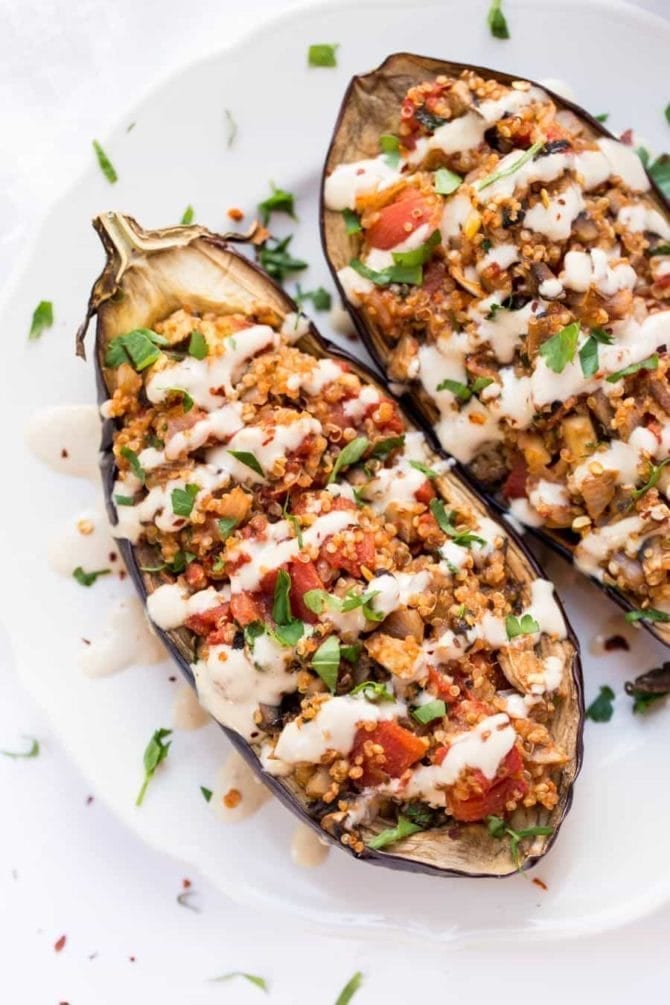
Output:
[2,1,670,1001]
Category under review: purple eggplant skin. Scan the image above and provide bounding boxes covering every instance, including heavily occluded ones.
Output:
[319,51,670,649]
[81,212,583,879]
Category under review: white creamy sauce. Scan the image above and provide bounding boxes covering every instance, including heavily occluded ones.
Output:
[366,570,431,619]
[113,464,230,543]
[290,824,330,868]
[440,192,473,241]
[574,512,669,579]
[26,404,101,480]
[79,595,166,677]
[301,358,345,395]
[213,749,271,822]
[324,156,403,211]
[172,685,211,730]
[525,579,567,640]
[477,243,519,273]
[208,416,321,485]
[409,112,488,166]
[597,138,650,192]
[561,248,636,295]
[343,385,380,421]
[146,326,277,409]
[509,498,544,528]
[528,479,571,516]
[524,184,585,241]
[571,440,641,491]
[280,312,310,342]
[147,584,223,631]
[193,643,298,740]
[617,204,670,241]
[471,300,538,363]
[476,148,572,203]
[336,266,375,305]
[392,714,515,806]
[500,692,542,719]
[48,507,121,580]
[147,402,244,467]
[274,695,406,764]
[477,85,547,123]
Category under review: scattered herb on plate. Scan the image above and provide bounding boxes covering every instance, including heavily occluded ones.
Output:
[487,0,510,39]
[28,300,53,341]
[335,971,364,1005]
[73,566,111,587]
[1,737,39,759]
[92,140,118,183]
[135,728,172,807]
[308,43,339,67]
[180,205,195,225]
[585,685,615,723]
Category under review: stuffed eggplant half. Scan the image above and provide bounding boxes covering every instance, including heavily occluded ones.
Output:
[322,53,670,645]
[79,212,582,877]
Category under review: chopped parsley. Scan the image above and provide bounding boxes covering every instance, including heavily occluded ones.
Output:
[171,483,199,517]
[272,569,293,626]
[505,613,540,639]
[135,728,172,806]
[606,353,659,383]
[349,681,394,703]
[312,635,340,692]
[391,229,441,267]
[257,235,307,283]
[28,300,53,341]
[370,434,405,459]
[579,326,613,378]
[92,140,118,183]
[379,133,401,169]
[227,449,264,477]
[487,0,510,39]
[1,737,40,759]
[430,498,486,547]
[105,327,168,370]
[649,153,670,199]
[629,690,667,713]
[477,140,544,191]
[217,516,239,540]
[180,205,195,225]
[625,607,670,624]
[335,972,364,1005]
[594,113,609,123]
[341,642,362,664]
[434,167,463,195]
[585,685,615,723]
[650,243,670,256]
[73,566,111,587]
[368,814,424,850]
[415,106,448,131]
[307,43,338,67]
[349,257,422,287]
[342,208,362,234]
[114,494,134,506]
[328,435,369,483]
[486,815,553,867]
[167,387,194,412]
[210,972,268,992]
[436,375,493,401]
[539,321,580,374]
[409,459,439,479]
[120,445,145,483]
[412,699,446,724]
[188,330,208,359]
[295,284,332,311]
[200,786,213,802]
[257,183,296,225]
[630,457,670,504]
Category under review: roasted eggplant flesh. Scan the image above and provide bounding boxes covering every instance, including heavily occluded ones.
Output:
[321,53,670,645]
[83,212,582,878]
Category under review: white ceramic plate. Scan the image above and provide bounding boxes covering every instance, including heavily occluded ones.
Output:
[4,0,670,946]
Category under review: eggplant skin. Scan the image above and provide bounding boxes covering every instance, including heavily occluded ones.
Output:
[81,212,583,879]
[320,51,670,650]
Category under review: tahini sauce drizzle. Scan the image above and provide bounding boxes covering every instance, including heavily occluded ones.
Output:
[79,595,166,677]
[290,824,330,868]
[25,404,101,480]
[172,685,210,730]
[48,507,122,579]
[213,749,271,822]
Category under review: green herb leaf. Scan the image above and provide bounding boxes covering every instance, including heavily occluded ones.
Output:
[114,494,135,506]
[505,613,540,639]
[328,435,369,483]
[244,621,265,648]
[390,229,441,268]
[166,387,194,412]
[28,300,53,341]
[224,108,237,148]
[342,208,362,234]
[349,681,395,702]
[487,815,553,869]
[188,330,208,359]
[487,0,510,39]
[430,498,485,547]
[370,435,405,459]
[73,566,111,587]
[649,153,670,199]
[349,257,423,287]
[434,167,463,195]
[180,205,195,225]
[217,517,239,540]
[630,457,670,504]
[415,106,448,131]
[436,377,472,401]
[625,607,670,624]
[379,133,401,169]
[340,588,384,622]
[105,328,167,370]
[409,460,439,479]
[368,814,423,850]
[227,450,264,477]
[649,243,670,257]
[295,285,332,311]
[258,235,307,283]
[168,550,196,574]
[92,140,118,183]
[606,353,659,383]
[307,43,338,67]
[303,589,333,615]
[477,140,544,191]
[578,325,614,378]
[594,113,609,123]
[200,786,213,802]
[1,737,40,759]
[630,690,668,714]
[258,183,296,225]
[210,971,268,992]
[272,569,293,626]
[341,642,362,664]
[539,322,580,374]
[486,815,507,838]
[312,635,340,692]
[412,699,447,724]
[585,685,615,723]
[136,728,172,806]
[335,971,364,1005]
[272,620,305,647]
[171,483,199,517]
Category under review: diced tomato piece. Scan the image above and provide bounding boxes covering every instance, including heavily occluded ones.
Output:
[230,591,264,627]
[288,560,324,623]
[330,496,357,512]
[185,603,230,637]
[322,530,376,578]
[501,456,528,500]
[352,721,428,786]
[415,480,436,505]
[427,667,461,703]
[366,189,435,250]
[447,747,528,823]
[184,562,207,590]
[422,257,447,296]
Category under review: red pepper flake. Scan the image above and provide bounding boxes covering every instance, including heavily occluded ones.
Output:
[604,634,629,652]
[532,877,548,891]
[227,207,244,221]
[61,448,69,459]
[86,795,94,805]
[129,955,136,963]
[182,878,192,889]
[81,638,91,645]
[109,551,117,563]
[119,570,127,580]
[54,934,67,952]
[168,675,177,682]
[620,128,634,146]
